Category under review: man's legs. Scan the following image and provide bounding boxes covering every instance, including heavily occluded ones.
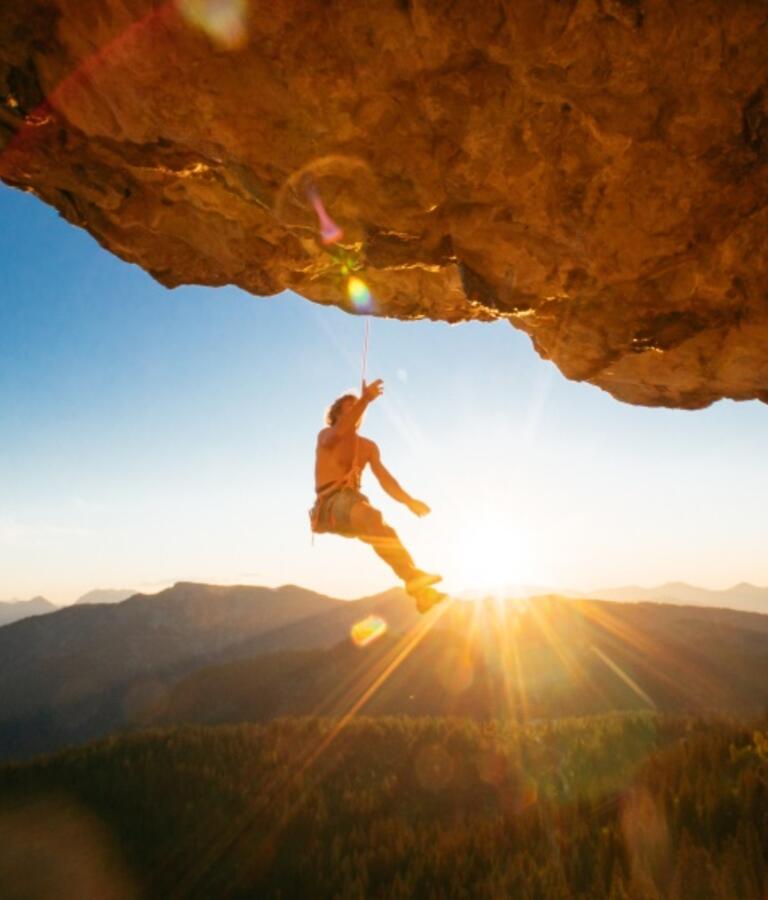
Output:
[348,501,438,592]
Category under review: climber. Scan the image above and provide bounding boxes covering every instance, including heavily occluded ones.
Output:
[310,378,446,613]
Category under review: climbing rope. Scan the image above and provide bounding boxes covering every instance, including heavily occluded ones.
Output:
[360,315,371,392]
[352,314,371,489]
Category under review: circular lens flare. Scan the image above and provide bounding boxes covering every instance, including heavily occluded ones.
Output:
[347,276,372,312]
[350,614,387,647]
[177,0,248,49]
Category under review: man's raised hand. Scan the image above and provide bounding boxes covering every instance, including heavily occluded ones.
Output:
[408,498,431,517]
[362,379,384,402]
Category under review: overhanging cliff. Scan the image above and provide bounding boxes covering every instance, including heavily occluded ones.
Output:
[2,0,767,407]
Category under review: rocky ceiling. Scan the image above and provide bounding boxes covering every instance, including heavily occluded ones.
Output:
[2,0,767,408]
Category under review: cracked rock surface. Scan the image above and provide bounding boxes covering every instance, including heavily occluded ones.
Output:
[2,0,768,407]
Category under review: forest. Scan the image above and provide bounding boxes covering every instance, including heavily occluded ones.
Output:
[1,713,766,899]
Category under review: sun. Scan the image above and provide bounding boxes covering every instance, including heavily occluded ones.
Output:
[443,514,539,598]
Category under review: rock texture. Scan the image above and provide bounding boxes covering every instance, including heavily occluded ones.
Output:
[2,0,768,407]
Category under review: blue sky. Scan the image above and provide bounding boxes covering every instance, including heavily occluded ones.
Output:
[2,183,767,604]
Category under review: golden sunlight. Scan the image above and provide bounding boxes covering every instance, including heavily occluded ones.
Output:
[443,514,540,597]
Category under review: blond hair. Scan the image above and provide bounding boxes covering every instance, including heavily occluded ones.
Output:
[325,393,357,426]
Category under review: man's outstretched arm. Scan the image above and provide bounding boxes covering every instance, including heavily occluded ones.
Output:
[369,444,431,517]
[333,379,384,436]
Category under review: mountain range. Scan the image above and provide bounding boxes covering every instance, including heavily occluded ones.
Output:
[1,581,767,761]
[463,582,768,615]
[73,588,136,605]
[585,581,768,613]
[3,581,768,628]
[0,582,399,758]
[155,594,768,727]
[0,596,56,627]
[0,587,137,626]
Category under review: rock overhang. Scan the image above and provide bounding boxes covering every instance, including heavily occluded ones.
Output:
[1,0,767,408]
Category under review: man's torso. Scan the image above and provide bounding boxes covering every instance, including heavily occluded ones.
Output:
[315,430,374,491]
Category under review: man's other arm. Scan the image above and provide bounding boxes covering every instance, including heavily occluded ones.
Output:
[368,443,430,516]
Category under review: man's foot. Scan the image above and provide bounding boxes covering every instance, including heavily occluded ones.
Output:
[405,571,442,597]
[415,587,448,615]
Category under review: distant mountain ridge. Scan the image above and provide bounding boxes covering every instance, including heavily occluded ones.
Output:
[3,580,765,628]
[0,596,56,627]
[74,588,136,605]
[0,587,137,626]
[585,581,768,613]
[456,582,768,615]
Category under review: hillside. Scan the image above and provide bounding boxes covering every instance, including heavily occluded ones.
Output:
[0,582,345,758]
[156,597,768,728]
[0,715,765,899]
[228,586,420,657]
[2,588,767,762]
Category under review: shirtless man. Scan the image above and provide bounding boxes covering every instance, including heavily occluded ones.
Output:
[311,379,445,613]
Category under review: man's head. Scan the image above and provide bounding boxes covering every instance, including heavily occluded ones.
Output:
[326,393,358,428]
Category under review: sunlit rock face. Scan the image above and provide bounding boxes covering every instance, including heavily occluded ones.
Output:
[2,0,767,408]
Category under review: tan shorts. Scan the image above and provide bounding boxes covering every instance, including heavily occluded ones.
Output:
[311,488,368,536]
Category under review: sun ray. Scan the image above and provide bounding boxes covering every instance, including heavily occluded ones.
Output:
[526,598,613,708]
[575,599,734,708]
[170,598,453,898]
[504,604,531,725]
[478,599,528,725]
[590,644,656,709]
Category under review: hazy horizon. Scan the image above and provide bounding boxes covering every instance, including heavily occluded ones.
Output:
[5,574,768,609]
[3,183,768,605]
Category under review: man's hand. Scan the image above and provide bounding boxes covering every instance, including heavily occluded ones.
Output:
[362,379,384,402]
[408,498,431,517]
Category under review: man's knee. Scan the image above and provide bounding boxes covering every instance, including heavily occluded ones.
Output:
[357,513,398,543]
[366,516,393,539]
[350,502,384,534]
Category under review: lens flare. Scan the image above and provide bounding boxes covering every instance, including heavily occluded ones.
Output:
[306,184,344,244]
[347,276,372,312]
[176,0,248,49]
[436,647,474,694]
[350,615,387,648]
